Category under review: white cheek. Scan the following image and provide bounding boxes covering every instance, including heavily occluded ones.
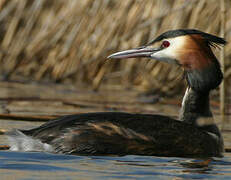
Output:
[150,48,177,64]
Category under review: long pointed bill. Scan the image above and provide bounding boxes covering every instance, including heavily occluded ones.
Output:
[107,46,160,59]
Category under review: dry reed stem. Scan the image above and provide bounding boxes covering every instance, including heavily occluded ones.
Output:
[220,0,227,129]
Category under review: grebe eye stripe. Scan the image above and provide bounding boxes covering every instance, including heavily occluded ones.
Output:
[162,41,170,48]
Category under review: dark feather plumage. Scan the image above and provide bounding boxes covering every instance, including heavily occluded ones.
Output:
[21,112,223,157]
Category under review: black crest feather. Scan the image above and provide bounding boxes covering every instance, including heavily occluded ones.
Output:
[148,29,227,47]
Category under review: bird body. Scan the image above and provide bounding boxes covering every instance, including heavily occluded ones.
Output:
[7,29,226,157]
[15,112,222,157]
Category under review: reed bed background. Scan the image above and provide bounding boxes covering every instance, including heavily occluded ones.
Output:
[0,0,230,96]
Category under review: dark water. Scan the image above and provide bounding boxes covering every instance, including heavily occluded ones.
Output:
[0,151,231,180]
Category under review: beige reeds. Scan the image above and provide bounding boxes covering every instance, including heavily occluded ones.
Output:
[220,0,227,129]
[0,0,230,95]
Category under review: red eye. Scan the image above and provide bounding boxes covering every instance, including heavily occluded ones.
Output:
[162,41,170,48]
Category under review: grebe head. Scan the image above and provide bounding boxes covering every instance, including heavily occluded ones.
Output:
[108,29,226,92]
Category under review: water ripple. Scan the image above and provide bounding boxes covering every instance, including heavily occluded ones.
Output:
[0,151,231,180]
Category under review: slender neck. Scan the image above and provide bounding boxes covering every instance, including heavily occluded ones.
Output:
[177,46,223,141]
[180,58,223,125]
[179,87,212,125]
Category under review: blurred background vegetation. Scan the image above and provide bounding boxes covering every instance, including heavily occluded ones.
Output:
[0,0,230,97]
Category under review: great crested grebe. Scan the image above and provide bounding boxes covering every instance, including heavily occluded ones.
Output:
[7,29,226,157]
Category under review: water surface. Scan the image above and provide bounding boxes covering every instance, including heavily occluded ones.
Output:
[0,151,231,180]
